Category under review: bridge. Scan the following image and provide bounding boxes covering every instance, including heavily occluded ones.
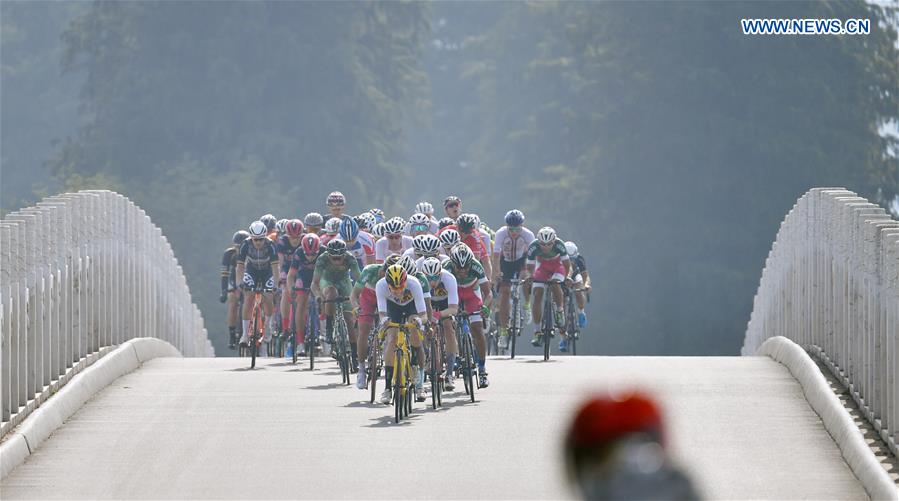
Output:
[1,189,897,499]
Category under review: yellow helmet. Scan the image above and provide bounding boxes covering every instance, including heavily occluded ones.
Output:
[385,264,407,289]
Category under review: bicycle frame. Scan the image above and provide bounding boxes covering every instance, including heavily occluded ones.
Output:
[383,321,417,423]
[323,297,352,385]
[508,278,522,359]
[454,312,477,402]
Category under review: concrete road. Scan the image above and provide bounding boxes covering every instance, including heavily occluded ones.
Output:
[1,355,866,499]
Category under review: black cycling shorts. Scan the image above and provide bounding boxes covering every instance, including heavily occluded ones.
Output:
[431,298,449,312]
[500,257,527,283]
[242,268,275,291]
[387,301,419,324]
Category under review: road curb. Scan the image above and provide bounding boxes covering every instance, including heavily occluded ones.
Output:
[0,338,181,479]
[759,336,898,501]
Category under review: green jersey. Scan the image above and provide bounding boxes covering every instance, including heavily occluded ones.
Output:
[314,253,361,283]
[355,263,382,290]
[443,258,487,289]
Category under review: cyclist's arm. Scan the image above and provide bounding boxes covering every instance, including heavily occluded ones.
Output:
[410,280,428,322]
[581,270,591,290]
[271,260,280,284]
[479,280,493,309]
[441,273,460,318]
[350,286,362,309]
[220,250,231,295]
[235,262,245,285]
[375,279,388,323]
[311,269,323,299]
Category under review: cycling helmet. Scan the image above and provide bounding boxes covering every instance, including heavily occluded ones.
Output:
[537,226,556,244]
[565,241,579,258]
[421,257,443,277]
[232,230,250,245]
[339,216,360,241]
[438,217,454,230]
[260,214,277,231]
[357,212,376,231]
[443,196,461,208]
[248,221,267,238]
[457,213,477,233]
[409,212,430,226]
[397,255,417,276]
[324,217,341,235]
[505,209,525,226]
[369,208,385,223]
[276,218,289,234]
[285,219,304,238]
[385,264,407,290]
[327,191,346,207]
[383,253,402,270]
[301,233,321,255]
[326,238,347,256]
[383,217,405,235]
[470,214,482,229]
[415,201,434,215]
[417,234,440,256]
[439,229,460,248]
[449,242,474,268]
[304,212,324,228]
[372,222,386,239]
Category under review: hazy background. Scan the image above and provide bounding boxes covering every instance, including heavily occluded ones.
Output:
[3,1,897,356]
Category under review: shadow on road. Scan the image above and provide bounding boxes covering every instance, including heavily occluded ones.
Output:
[227,366,266,372]
[345,400,381,409]
[305,382,350,390]
[365,412,422,428]
[522,359,558,364]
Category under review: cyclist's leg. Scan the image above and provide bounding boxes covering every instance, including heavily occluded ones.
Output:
[498,281,511,329]
[239,273,257,343]
[279,276,292,333]
[357,289,377,373]
[294,291,309,348]
[532,285,545,326]
[227,286,239,346]
[321,281,338,341]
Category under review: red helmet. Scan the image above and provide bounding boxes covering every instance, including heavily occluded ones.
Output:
[565,392,664,461]
[285,219,304,238]
[301,233,321,255]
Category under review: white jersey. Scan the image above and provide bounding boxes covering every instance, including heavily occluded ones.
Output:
[478,228,491,258]
[428,269,459,305]
[376,276,426,312]
[401,247,417,260]
[375,235,414,262]
[493,226,535,261]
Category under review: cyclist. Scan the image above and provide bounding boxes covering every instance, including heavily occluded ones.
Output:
[371,222,386,243]
[398,254,432,402]
[351,254,402,389]
[277,219,304,353]
[566,241,591,329]
[321,217,341,247]
[438,228,461,256]
[260,214,278,241]
[443,243,493,388]
[415,201,440,233]
[527,227,572,349]
[376,264,428,405]
[437,217,455,231]
[492,209,535,349]
[375,217,413,263]
[327,191,346,219]
[406,212,432,237]
[339,216,375,268]
[236,221,280,354]
[286,233,323,356]
[421,256,460,391]
[222,230,249,349]
[304,212,324,235]
[276,218,289,237]
[443,196,462,220]
[311,239,361,358]
[404,234,442,264]
[452,214,494,283]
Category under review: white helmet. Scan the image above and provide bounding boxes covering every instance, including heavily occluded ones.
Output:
[357,212,376,230]
[383,217,405,235]
[449,242,474,268]
[537,226,556,244]
[397,255,418,276]
[439,229,460,248]
[409,212,430,226]
[248,221,267,238]
[565,241,578,257]
[413,234,441,256]
[372,223,386,239]
[325,217,341,235]
[276,218,289,234]
[421,257,443,277]
[415,201,434,215]
[471,214,481,229]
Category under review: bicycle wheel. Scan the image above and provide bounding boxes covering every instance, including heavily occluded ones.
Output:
[394,350,404,423]
[429,336,439,409]
[543,296,552,361]
[460,328,471,396]
[368,344,379,404]
[465,333,477,402]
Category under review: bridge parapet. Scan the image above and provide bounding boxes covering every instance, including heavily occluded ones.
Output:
[0,190,212,438]
[743,188,899,457]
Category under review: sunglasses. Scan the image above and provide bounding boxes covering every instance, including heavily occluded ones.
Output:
[411,224,429,232]
[445,203,459,209]
[509,226,522,233]
[387,234,402,240]
[252,237,266,242]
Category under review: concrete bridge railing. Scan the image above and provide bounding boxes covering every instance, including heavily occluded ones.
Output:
[0,190,213,438]
[742,188,899,457]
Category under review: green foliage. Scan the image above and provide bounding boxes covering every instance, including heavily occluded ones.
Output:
[455,0,899,354]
